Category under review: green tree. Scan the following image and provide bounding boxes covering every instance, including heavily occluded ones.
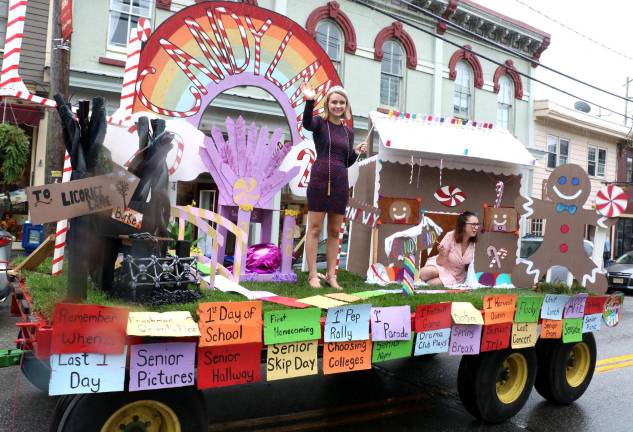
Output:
[0,123,30,187]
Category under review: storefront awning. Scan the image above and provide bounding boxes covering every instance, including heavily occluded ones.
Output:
[369,111,537,167]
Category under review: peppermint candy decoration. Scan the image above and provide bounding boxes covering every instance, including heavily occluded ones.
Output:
[434,185,466,207]
[595,185,628,217]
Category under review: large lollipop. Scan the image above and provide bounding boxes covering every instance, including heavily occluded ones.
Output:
[595,185,628,218]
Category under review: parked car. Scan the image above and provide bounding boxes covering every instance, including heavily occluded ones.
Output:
[606,251,633,292]
[0,228,13,300]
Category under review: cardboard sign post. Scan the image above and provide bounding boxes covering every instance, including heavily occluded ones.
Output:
[27,168,139,224]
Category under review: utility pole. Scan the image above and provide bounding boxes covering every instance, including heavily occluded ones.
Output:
[44,0,70,187]
[625,76,633,127]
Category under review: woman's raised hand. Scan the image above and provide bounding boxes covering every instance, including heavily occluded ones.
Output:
[354,141,368,155]
[300,82,316,100]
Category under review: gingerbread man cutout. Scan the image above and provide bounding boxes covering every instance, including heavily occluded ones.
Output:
[512,164,612,293]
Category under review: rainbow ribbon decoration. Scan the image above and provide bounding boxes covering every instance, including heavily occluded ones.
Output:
[402,255,416,296]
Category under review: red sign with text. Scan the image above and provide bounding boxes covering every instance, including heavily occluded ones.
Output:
[415,303,452,332]
[51,303,129,354]
[480,323,512,352]
[197,343,262,389]
[584,296,607,315]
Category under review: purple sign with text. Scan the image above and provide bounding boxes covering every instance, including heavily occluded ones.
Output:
[564,293,588,319]
[129,342,196,391]
[370,306,412,341]
[449,324,483,356]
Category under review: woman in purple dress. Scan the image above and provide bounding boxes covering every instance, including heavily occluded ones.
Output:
[300,83,367,289]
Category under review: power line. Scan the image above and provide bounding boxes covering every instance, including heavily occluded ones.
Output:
[352,0,630,122]
[510,0,633,62]
[386,0,631,104]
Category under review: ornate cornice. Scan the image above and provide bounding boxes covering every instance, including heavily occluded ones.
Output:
[437,0,459,35]
[493,59,523,99]
[448,45,483,88]
[373,22,417,70]
[306,1,357,54]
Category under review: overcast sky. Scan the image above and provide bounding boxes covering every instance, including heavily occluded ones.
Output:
[472,0,633,126]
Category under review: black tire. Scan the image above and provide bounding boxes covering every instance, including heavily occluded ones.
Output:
[19,347,51,393]
[50,387,208,432]
[457,348,537,423]
[535,332,596,405]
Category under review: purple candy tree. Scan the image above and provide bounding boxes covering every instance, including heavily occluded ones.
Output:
[199,116,300,282]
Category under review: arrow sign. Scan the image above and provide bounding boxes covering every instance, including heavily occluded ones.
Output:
[27,167,139,224]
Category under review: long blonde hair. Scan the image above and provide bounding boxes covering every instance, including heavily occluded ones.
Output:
[318,88,352,122]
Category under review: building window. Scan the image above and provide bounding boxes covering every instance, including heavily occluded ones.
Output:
[0,2,7,51]
[530,218,544,237]
[497,75,513,130]
[380,40,403,108]
[316,20,342,71]
[627,156,633,182]
[453,61,472,119]
[587,146,606,177]
[108,0,153,49]
[546,135,569,168]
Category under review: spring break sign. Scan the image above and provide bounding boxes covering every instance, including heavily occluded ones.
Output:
[130,1,343,184]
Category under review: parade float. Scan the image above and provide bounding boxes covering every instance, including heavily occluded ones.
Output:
[0,1,626,431]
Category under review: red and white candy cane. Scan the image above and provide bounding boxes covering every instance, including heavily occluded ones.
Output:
[244,17,272,76]
[52,152,72,275]
[494,180,504,208]
[207,7,250,74]
[108,17,150,127]
[0,0,55,107]
[335,220,346,270]
[122,130,185,176]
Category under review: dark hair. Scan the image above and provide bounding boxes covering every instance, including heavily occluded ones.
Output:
[454,211,478,244]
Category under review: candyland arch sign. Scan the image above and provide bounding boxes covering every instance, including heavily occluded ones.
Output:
[123,1,342,183]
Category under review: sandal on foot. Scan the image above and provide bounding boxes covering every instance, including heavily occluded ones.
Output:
[308,275,322,289]
[321,274,342,290]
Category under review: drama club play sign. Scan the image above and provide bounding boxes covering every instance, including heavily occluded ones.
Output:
[27,167,139,224]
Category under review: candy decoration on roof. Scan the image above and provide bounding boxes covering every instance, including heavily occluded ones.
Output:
[385,110,493,128]
[494,181,505,208]
[434,185,466,207]
[595,184,628,218]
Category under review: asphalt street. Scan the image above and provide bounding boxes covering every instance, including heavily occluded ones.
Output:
[0,295,631,432]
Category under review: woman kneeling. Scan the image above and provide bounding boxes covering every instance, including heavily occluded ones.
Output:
[419,211,479,286]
